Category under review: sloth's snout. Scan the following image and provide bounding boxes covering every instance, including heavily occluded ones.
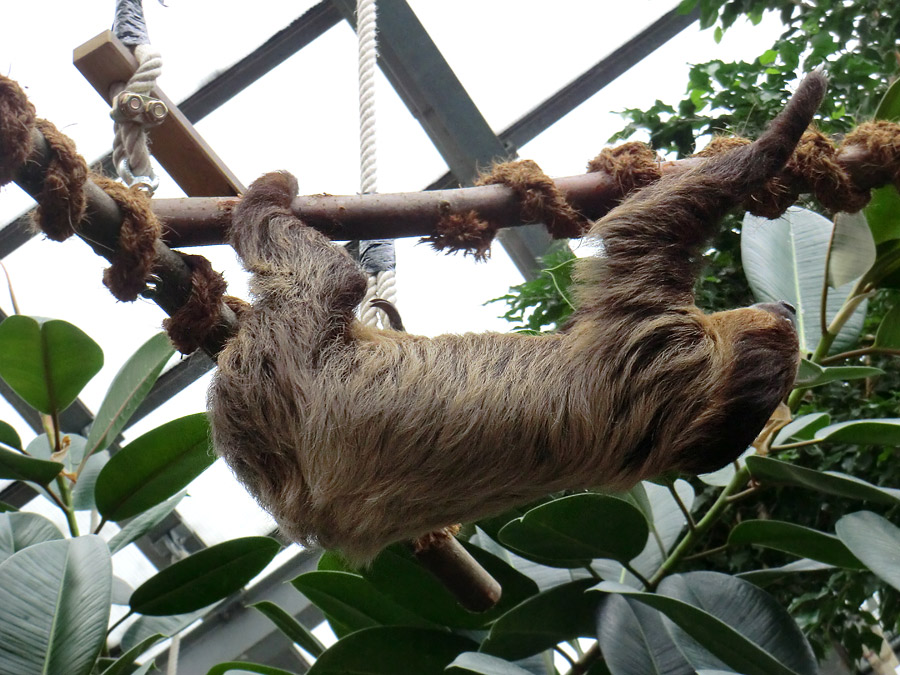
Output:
[752,300,797,328]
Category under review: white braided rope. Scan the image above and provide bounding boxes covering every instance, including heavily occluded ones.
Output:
[358,0,377,197]
[111,43,162,184]
[357,0,398,329]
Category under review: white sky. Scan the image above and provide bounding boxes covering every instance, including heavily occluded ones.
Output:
[0,0,785,634]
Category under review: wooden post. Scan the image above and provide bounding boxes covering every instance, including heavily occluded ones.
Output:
[74,31,245,197]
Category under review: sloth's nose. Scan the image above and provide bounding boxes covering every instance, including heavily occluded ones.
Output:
[778,300,796,314]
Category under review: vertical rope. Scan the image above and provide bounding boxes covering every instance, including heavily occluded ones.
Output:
[111,0,162,190]
[355,0,397,329]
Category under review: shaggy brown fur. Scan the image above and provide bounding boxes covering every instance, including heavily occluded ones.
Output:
[209,73,825,564]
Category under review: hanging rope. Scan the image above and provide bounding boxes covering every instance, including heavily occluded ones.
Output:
[111,0,165,192]
[354,0,398,330]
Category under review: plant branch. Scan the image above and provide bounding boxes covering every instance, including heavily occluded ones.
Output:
[569,643,601,675]
[820,347,900,365]
[648,466,750,589]
[667,481,696,531]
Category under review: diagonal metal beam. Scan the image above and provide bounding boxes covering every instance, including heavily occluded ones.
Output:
[427,3,700,191]
[331,0,552,278]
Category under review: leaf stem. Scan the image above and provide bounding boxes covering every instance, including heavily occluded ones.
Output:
[667,481,696,531]
[622,561,651,590]
[770,437,824,451]
[648,466,750,590]
[820,346,900,365]
[107,609,134,636]
[569,643,601,675]
[555,645,576,669]
[55,476,80,537]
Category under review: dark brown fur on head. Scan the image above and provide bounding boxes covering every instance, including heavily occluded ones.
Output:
[209,73,825,563]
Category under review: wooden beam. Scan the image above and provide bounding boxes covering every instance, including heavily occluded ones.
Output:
[74,31,245,197]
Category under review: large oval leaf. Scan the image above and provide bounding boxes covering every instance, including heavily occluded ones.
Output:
[290,570,433,633]
[251,600,326,657]
[0,536,111,675]
[107,491,186,555]
[746,456,900,506]
[728,520,863,569]
[597,594,693,675]
[866,186,900,247]
[481,578,599,660]
[130,536,279,615]
[206,662,297,675]
[318,542,537,630]
[0,446,63,484]
[742,207,866,353]
[498,494,648,568]
[593,572,817,675]
[772,413,831,445]
[793,360,882,389]
[85,332,174,460]
[307,626,476,675]
[120,611,205,652]
[0,421,21,450]
[0,316,103,414]
[95,412,213,521]
[447,653,536,675]
[874,304,900,348]
[738,559,835,586]
[835,511,900,592]
[0,511,64,564]
[829,211,876,288]
[817,418,900,445]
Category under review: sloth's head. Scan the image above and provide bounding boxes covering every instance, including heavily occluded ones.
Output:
[680,301,800,474]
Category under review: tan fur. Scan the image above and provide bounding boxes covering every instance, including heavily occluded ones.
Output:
[209,73,826,564]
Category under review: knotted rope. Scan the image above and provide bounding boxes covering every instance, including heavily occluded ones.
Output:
[0,74,243,354]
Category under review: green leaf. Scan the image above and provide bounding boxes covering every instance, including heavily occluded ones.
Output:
[828,212,876,288]
[291,570,433,634]
[728,520,863,569]
[111,576,134,605]
[447,652,536,675]
[206,662,299,675]
[742,207,867,354]
[875,75,900,120]
[772,413,831,445]
[597,594,693,675]
[0,316,103,414]
[497,494,648,567]
[307,626,476,675]
[130,536,279,615]
[594,572,817,675]
[0,446,63,484]
[738,559,835,586]
[71,450,108,511]
[120,611,204,652]
[746,456,900,505]
[874,304,900,348]
[26,433,87,473]
[481,579,599,660]
[793,361,882,388]
[758,49,777,65]
[0,501,16,513]
[95,412,213,521]
[865,186,900,246]
[86,332,173,459]
[0,421,21,450]
[0,536,111,675]
[0,511,64,564]
[818,418,900,445]
[251,601,326,657]
[99,633,164,675]
[319,542,538,630]
[107,491,186,555]
[836,511,900,592]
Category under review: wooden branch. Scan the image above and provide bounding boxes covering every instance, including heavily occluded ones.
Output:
[150,139,892,248]
[153,162,688,246]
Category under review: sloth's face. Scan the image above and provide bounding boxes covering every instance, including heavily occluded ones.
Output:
[678,304,800,474]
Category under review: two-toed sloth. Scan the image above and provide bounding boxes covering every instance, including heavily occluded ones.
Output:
[209,72,825,563]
